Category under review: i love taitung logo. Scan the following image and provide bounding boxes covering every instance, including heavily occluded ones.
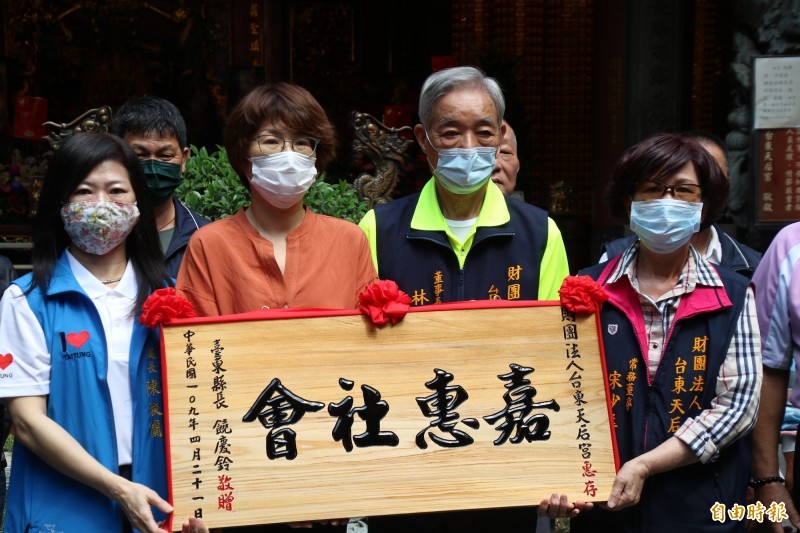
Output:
[66,331,90,349]
[59,330,92,356]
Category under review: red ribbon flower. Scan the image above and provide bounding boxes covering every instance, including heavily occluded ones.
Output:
[359,279,412,326]
[139,287,196,329]
[558,275,607,314]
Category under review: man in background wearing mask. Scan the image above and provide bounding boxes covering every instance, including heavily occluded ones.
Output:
[111,96,209,278]
[359,66,569,313]
[491,119,520,195]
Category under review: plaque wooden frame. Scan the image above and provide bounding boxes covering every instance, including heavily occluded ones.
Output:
[161,300,618,530]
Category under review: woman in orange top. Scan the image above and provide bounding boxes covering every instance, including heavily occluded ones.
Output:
[177,83,376,316]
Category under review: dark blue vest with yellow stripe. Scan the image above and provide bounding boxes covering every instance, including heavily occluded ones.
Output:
[572,259,752,533]
[373,193,548,305]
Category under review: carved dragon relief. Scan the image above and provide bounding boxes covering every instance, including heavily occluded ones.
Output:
[352,111,412,208]
[43,106,113,150]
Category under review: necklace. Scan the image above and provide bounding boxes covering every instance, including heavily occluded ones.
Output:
[158,215,176,231]
[99,277,122,284]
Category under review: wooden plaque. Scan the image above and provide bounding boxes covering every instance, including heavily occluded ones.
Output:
[161,301,617,530]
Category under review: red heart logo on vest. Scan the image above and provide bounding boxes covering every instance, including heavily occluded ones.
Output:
[66,331,90,349]
[0,353,12,370]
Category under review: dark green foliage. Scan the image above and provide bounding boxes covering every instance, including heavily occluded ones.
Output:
[177,146,367,223]
[177,146,249,221]
[304,174,368,224]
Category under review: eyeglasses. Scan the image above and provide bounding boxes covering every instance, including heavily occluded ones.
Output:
[633,180,703,202]
[253,134,319,157]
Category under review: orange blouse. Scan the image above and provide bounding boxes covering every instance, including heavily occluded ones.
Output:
[176,208,377,316]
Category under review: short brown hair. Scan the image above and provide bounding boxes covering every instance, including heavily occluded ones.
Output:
[224,83,336,188]
[605,133,728,227]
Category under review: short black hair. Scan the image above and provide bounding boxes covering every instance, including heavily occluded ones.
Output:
[111,96,188,148]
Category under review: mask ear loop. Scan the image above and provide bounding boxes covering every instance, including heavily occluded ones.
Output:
[423,129,441,153]
[423,129,440,173]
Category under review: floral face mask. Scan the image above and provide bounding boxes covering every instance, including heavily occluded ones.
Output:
[61,200,140,256]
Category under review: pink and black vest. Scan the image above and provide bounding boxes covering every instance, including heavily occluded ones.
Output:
[573,258,752,533]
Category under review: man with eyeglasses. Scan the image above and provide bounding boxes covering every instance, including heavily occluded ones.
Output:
[599,132,761,278]
[358,66,572,531]
[111,96,210,278]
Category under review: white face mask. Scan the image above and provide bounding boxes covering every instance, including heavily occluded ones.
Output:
[250,152,317,209]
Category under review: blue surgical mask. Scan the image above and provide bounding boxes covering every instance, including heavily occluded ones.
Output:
[429,143,496,195]
[630,199,702,254]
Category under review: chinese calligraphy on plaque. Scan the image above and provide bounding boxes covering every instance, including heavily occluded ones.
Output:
[161,303,616,530]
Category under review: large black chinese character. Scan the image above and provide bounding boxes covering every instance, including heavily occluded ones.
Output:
[242,378,324,460]
[483,364,560,445]
[415,368,479,449]
[328,378,399,452]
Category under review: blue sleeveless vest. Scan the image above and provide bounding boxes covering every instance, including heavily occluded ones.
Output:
[5,253,167,533]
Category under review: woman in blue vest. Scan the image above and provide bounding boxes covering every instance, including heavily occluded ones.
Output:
[572,133,761,532]
[0,133,208,533]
